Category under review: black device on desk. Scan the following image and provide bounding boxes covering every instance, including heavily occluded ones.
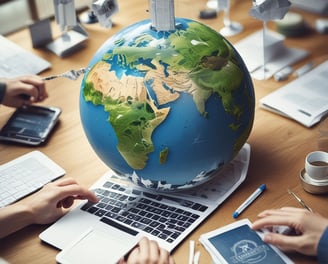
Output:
[0,105,61,145]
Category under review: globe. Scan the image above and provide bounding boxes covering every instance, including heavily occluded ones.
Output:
[80,18,255,191]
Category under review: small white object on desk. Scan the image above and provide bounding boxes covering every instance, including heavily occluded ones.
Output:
[189,240,200,264]
[274,66,293,81]
[293,62,314,77]
[193,251,200,264]
[188,240,195,264]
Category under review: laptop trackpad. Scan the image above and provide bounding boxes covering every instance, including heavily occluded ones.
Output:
[56,227,140,264]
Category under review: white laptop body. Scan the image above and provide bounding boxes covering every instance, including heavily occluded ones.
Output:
[40,143,250,263]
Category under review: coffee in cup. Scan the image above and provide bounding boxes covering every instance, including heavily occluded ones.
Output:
[305,151,328,181]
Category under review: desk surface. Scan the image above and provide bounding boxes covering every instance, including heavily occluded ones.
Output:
[0,1,327,263]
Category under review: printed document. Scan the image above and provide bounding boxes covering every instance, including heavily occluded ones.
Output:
[260,60,328,127]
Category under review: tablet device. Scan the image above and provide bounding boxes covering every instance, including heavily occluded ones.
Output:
[0,105,61,145]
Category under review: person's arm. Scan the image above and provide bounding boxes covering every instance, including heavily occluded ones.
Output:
[317,227,328,264]
[0,75,48,108]
[0,177,98,239]
[251,207,328,256]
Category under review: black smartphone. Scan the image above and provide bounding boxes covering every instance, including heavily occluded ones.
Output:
[0,105,61,145]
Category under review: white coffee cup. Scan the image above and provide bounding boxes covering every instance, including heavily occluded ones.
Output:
[305,151,328,181]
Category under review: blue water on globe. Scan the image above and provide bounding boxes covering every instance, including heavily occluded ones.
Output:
[80,18,255,191]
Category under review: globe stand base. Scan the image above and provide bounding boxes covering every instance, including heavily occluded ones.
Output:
[220,22,243,37]
[45,24,88,57]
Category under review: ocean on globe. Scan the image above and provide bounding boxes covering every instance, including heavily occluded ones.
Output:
[80,18,255,191]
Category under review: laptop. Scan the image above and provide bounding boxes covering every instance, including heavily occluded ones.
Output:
[0,151,65,208]
[0,35,51,78]
[40,143,251,264]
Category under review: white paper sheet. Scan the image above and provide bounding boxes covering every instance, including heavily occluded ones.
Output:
[260,60,328,127]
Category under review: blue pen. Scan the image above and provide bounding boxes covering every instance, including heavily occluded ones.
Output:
[233,184,266,218]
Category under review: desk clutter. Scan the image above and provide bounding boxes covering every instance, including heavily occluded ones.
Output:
[39,144,251,261]
[1,0,327,263]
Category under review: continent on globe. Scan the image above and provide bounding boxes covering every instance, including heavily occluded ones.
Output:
[85,60,170,170]
[80,18,255,190]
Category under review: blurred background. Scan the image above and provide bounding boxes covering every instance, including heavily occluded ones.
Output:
[0,0,88,35]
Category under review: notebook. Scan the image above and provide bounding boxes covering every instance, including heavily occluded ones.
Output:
[0,35,51,78]
[0,151,65,208]
[40,143,251,264]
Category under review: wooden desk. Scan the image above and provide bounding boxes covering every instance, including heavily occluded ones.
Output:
[0,1,327,263]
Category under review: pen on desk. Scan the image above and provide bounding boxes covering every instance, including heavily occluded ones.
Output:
[232,184,266,218]
[293,62,314,78]
[287,189,313,212]
[274,66,293,81]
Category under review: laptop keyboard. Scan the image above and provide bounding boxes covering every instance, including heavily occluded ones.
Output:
[81,180,208,244]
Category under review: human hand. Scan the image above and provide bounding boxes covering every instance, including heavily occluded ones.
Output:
[21,177,98,225]
[252,207,328,256]
[118,237,175,264]
[1,75,48,107]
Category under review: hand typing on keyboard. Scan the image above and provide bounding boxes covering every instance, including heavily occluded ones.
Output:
[0,177,97,239]
[82,180,205,245]
[0,177,176,263]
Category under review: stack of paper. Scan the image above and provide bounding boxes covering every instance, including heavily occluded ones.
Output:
[260,60,328,127]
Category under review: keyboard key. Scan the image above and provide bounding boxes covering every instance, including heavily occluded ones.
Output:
[80,181,203,244]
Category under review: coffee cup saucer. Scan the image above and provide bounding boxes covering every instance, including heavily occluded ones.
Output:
[300,169,328,194]
[302,169,328,183]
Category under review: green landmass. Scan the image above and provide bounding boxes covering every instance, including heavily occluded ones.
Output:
[159,147,169,165]
[83,20,251,169]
